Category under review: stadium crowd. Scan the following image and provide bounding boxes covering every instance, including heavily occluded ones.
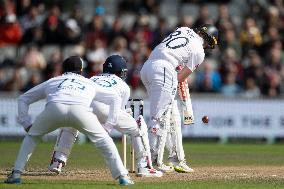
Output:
[0,0,283,98]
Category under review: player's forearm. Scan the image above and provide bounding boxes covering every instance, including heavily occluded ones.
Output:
[94,89,121,125]
[177,66,192,82]
[17,98,32,128]
[105,95,121,125]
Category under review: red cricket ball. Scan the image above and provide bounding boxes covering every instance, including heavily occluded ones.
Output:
[202,116,209,124]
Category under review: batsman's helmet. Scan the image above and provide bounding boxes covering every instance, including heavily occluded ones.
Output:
[62,55,83,74]
[194,25,218,49]
[103,55,128,80]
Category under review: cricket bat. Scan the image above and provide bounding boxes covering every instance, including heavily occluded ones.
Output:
[176,65,194,125]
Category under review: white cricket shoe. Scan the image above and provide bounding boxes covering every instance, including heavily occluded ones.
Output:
[157,163,175,173]
[48,158,65,174]
[136,167,163,177]
[169,160,194,173]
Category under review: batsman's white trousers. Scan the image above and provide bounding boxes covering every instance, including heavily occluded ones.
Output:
[140,60,178,165]
[14,102,128,179]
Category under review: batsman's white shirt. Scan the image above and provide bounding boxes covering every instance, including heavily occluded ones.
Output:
[147,27,205,72]
[18,73,121,129]
[141,27,205,120]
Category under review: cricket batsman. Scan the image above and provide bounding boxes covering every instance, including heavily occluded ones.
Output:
[48,55,163,177]
[140,25,218,172]
[5,56,134,185]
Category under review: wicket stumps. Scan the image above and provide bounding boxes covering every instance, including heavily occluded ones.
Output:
[122,98,144,173]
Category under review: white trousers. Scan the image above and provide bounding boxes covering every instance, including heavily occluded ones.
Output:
[140,60,178,165]
[14,103,128,179]
[92,101,151,168]
[54,101,151,169]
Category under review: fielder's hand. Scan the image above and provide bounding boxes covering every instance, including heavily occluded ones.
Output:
[102,122,114,134]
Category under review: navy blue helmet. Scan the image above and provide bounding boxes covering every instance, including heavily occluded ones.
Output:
[103,55,128,80]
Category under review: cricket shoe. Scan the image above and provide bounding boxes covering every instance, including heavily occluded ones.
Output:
[168,160,194,173]
[136,167,163,177]
[118,175,134,186]
[4,170,21,184]
[156,163,175,173]
[48,158,65,174]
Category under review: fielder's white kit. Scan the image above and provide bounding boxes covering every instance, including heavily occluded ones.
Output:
[14,73,129,179]
[51,74,160,176]
[140,27,205,169]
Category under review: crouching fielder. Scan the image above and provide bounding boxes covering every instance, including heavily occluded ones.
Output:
[5,56,133,186]
[49,55,162,177]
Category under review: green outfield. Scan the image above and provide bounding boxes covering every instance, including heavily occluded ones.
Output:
[0,141,284,189]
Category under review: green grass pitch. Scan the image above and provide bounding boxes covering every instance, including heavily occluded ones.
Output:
[0,141,284,189]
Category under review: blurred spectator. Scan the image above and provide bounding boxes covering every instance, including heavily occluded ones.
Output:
[264,6,282,29]
[215,3,234,31]
[220,72,241,96]
[118,0,160,15]
[21,71,42,91]
[63,18,82,45]
[241,77,261,98]
[16,0,31,16]
[240,16,263,54]
[42,5,65,44]
[86,38,107,77]
[19,5,43,33]
[0,13,22,47]
[262,70,281,97]
[129,15,153,47]
[243,50,264,88]
[69,4,84,29]
[219,48,243,85]
[110,36,132,63]
[108,18,128,46]
[42,50,62,80]
[259,26,281,55]
[21,25,44,46]
[195,59,221,92]
[84,7,109,49]
[20,45,46,71]
[220,28,242,60]
[193,4,214,27]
